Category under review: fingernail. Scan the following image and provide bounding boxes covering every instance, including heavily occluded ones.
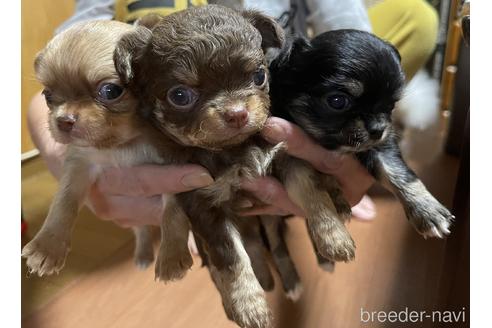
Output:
[181,172,214,189]
[262,122,286,143]
[322,152,344,170]
[238,199,254,208]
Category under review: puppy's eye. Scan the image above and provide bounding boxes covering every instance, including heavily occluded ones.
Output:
[326,94,351,111]
[253,68,266,87]
[167,85,198,109]
[42,89,53,105]
[97,83,124,102]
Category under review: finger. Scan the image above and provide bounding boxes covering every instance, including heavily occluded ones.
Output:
[239,205,291,217]
[111,219,138,229]
[334,159,375,206]
[261,117,375,205]
[241,177,305,217]
[96,164,214,197]
[261,117,345,174]
[351,195,377,221]
[88,186,165,227]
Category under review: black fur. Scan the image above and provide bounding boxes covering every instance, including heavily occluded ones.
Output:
[270,29,453,238]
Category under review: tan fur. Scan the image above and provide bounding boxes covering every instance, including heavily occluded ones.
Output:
[22,149,91,275]
[345,79,364,97]
[282,158,355,262]
[378,155,452,238]
[183,94,270,149]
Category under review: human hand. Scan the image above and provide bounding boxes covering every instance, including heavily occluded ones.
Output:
[88,164,213,227]
[240,117,375,217]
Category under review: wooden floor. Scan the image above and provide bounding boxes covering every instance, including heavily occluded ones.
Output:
[21,117,459,328]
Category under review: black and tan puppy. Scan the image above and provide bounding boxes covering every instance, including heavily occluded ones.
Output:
[114,5,355,327]
[21,20,193,276]
[269,30,453,241]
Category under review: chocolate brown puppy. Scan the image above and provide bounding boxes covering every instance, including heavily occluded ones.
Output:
[21,20,193,276]
[114,6,287,328]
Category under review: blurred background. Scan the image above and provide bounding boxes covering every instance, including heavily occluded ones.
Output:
[21,0,469,327]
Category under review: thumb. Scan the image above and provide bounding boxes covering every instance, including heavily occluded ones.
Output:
[96,164,214,196]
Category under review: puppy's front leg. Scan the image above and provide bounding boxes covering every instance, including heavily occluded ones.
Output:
[281,158,355,262]
[22,150,91,276]
[155,196,193,281]
[305,174,352,271]
[363,136,453,238]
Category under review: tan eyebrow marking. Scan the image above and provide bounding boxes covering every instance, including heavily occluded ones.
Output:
[344,80,364,97]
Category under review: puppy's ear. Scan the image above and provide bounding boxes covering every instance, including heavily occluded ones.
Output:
[291,37,311,54]
[271,36,311,69]
[134,13,163,29]
[113,26,152,86]
[242,10,285,51]
[387,42,402,63]
[33,49,45,75]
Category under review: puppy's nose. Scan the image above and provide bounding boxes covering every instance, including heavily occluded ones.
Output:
[369,128,385,140]
[56,114,77,132]
[224,106,249,129]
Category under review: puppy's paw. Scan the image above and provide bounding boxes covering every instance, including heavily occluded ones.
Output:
[324,236,356,262]
[285,282,303,302]
[309,221,356,262]
[134,247,155,270]
[154,244,193,282]
[22,231,70,276]
[407,199,454,239]
[227,290,271,328]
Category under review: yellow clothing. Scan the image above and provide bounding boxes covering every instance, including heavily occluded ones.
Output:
[368,0,438,80]
[113,0,436,81]
[115,0,207,23]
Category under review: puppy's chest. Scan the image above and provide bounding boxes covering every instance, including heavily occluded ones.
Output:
[80,142,166,170]
[199,139,283,180]
[189,140,285,205]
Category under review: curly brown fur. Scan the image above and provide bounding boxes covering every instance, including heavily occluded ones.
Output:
[114,6,288,328]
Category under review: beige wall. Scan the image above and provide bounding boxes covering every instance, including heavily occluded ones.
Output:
[21,0,75,153]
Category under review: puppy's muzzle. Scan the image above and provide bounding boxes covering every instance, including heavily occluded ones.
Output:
[368,127,385,140]
[223,106,249,129]
[56,114,78,132]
